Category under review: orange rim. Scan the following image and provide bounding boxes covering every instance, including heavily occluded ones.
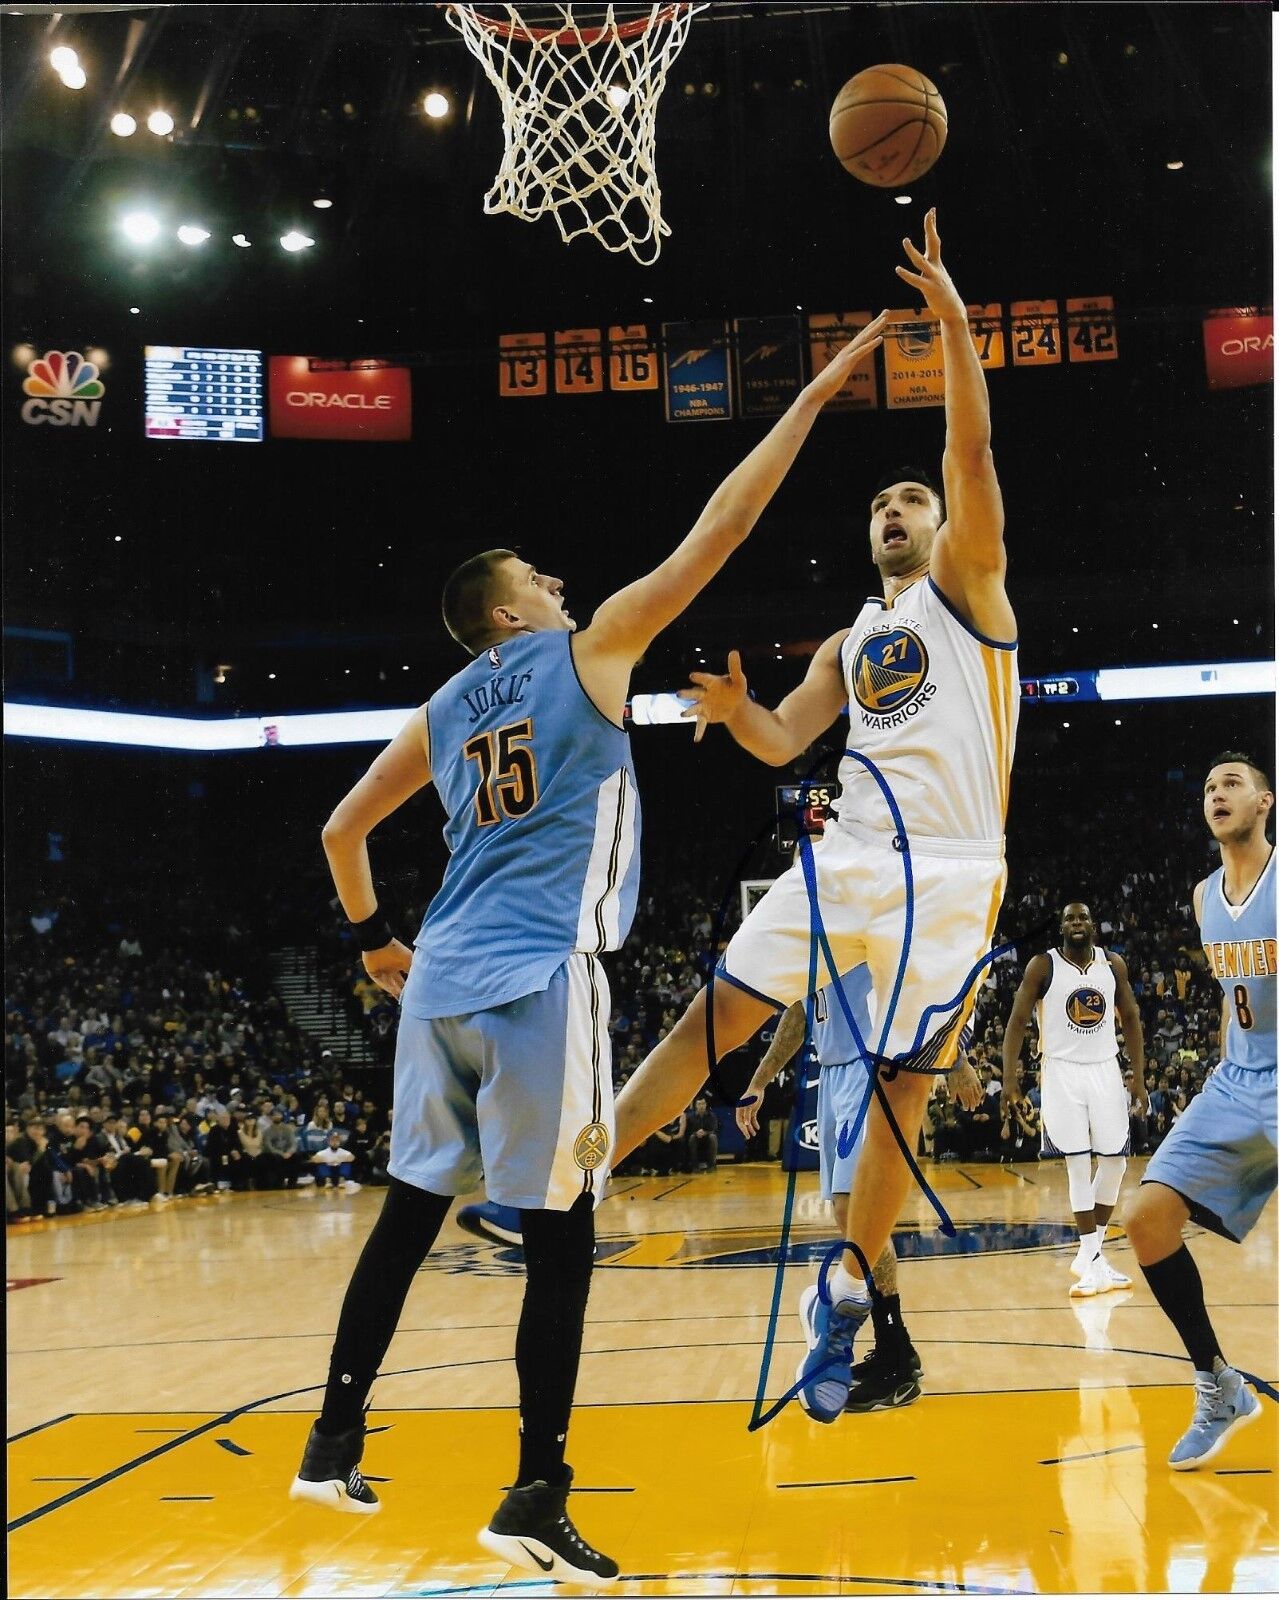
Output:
[447,3,689,47]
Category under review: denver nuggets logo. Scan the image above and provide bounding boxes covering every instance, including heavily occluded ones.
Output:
[1065,987,1106,1029]
[852,627,930,716]
[573,1122,610,1171]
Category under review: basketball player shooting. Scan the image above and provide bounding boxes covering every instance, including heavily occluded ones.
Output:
[613,208,1019,1422]
[1002,901,1146,1298]
[286,313,886,1583]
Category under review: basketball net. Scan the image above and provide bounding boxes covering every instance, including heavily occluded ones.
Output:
[446,4,705,265]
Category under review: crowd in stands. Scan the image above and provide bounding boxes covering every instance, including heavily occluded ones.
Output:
[7,771,1231,1220]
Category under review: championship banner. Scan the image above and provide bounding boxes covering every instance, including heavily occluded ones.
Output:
[553,328,603,394]
[662,320,732,421]
[1066,296,1119,363]
[498,332,548,396]
[967,303,1005,369]
[268,357,411,440]
[734,314,804,418]
[607,324,658,391]
[807,313,879,410]
[883,308,945,410]
[1010,300,1062,366]
[1203,308,1273,391]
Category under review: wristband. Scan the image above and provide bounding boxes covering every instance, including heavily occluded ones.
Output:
[351,910,394,953]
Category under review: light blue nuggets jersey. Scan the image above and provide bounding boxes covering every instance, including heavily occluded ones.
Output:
[1200,850,1276,1072]
[402,631,640,1020]
[811,968,873,1067]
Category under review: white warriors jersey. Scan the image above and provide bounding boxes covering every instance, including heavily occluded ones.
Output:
[835,575,1019,843]
[1037,947,1120,1065]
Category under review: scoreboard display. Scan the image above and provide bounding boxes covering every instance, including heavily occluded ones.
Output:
[144,346,264,442]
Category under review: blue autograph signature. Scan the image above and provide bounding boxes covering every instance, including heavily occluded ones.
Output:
[697,748,1043,1430]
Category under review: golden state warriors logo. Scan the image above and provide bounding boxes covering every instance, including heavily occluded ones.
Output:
[1065,987,1106,1030]
[852,627,931,718]
[574,1122,610,1171]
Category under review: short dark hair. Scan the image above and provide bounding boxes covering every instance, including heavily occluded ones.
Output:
[441,549,519,654]
[872,467,944,514]
[1209,750,1273,792]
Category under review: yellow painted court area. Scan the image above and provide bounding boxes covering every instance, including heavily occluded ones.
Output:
[7,1163,1278,1595]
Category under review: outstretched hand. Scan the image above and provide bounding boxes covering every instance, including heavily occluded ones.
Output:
[681,648,748,743]
[804,310,887,405]
[363,937,414,1001]
[894,207,965,323]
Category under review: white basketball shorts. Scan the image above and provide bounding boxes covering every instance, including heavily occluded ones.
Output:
[719,817,1006,1075]
[1040,1055,1130,1158]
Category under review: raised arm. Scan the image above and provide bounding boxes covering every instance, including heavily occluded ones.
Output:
[321,704,432,999]
[1110,954,1148,1113]
[1001,953,1050,1115]
[894,209,1015,644]
[572,315,886,718]
[681,627,849,766]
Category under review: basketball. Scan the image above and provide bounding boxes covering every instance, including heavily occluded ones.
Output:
[829,64,947,188]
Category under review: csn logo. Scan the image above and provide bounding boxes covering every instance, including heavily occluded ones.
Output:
[21,350,105,427]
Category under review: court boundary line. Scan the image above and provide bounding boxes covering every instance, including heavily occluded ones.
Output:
[13,1356,1276,1534]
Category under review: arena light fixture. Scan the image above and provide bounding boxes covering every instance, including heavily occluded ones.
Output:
[279,231,315,252]
[120,210,161,244]
[422,90,450,118]
[147,109,175,136]
[231,233,252,248]
[177,224,211,246]
[1166,159,1185,171]
[5,662,1274,753]
[894,194,912,205]
[49,46,79,73]
[59,63,87,89]
[312,197,333,209]
[110,112,137,137]
[605,83,630,110]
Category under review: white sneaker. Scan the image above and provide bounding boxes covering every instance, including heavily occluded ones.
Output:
[344,1179,361,1192]
[151,1192,171,1205]
[1097,1257,1132,1290]
[297,1173,316,1187]
[1069,1256,1107,1298]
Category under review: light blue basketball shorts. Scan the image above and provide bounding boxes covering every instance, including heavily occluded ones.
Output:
[1142,1061,1277,1242]
[388,953,613,1212]
[818,1057,873,1200]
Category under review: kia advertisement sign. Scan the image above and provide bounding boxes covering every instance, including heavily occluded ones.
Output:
[1202,310,1273,392]
[268,357,411,441]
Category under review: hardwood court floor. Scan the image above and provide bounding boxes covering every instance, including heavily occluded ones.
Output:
[8,1159,1277,1596]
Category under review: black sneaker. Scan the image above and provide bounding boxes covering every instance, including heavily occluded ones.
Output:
[288,1420,380,1515]
[845,1344,923,1412]
[479,1466,618,1584]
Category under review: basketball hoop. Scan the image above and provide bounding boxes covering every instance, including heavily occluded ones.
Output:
[446,4,705,265]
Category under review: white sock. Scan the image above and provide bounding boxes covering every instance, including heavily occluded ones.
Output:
[828,1264,871,1308]
[1074,1229,1098,1263]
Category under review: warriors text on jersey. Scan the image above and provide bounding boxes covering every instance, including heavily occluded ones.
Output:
[835,576,1018,844]
[401,631,641,1020]
[1199,849,1276,1073]
[1037,947,1120,1065]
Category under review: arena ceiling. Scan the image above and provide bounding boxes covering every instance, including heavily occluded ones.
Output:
[1,3,1272,709]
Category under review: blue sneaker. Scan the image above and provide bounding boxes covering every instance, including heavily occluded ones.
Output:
[1169,1367,1262,1470]
[795,1281,869,1423]
[456,1201,523,1248]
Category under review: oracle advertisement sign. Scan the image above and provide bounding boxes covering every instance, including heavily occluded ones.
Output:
[1202,310,1273,392]
[268,357,411,440]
